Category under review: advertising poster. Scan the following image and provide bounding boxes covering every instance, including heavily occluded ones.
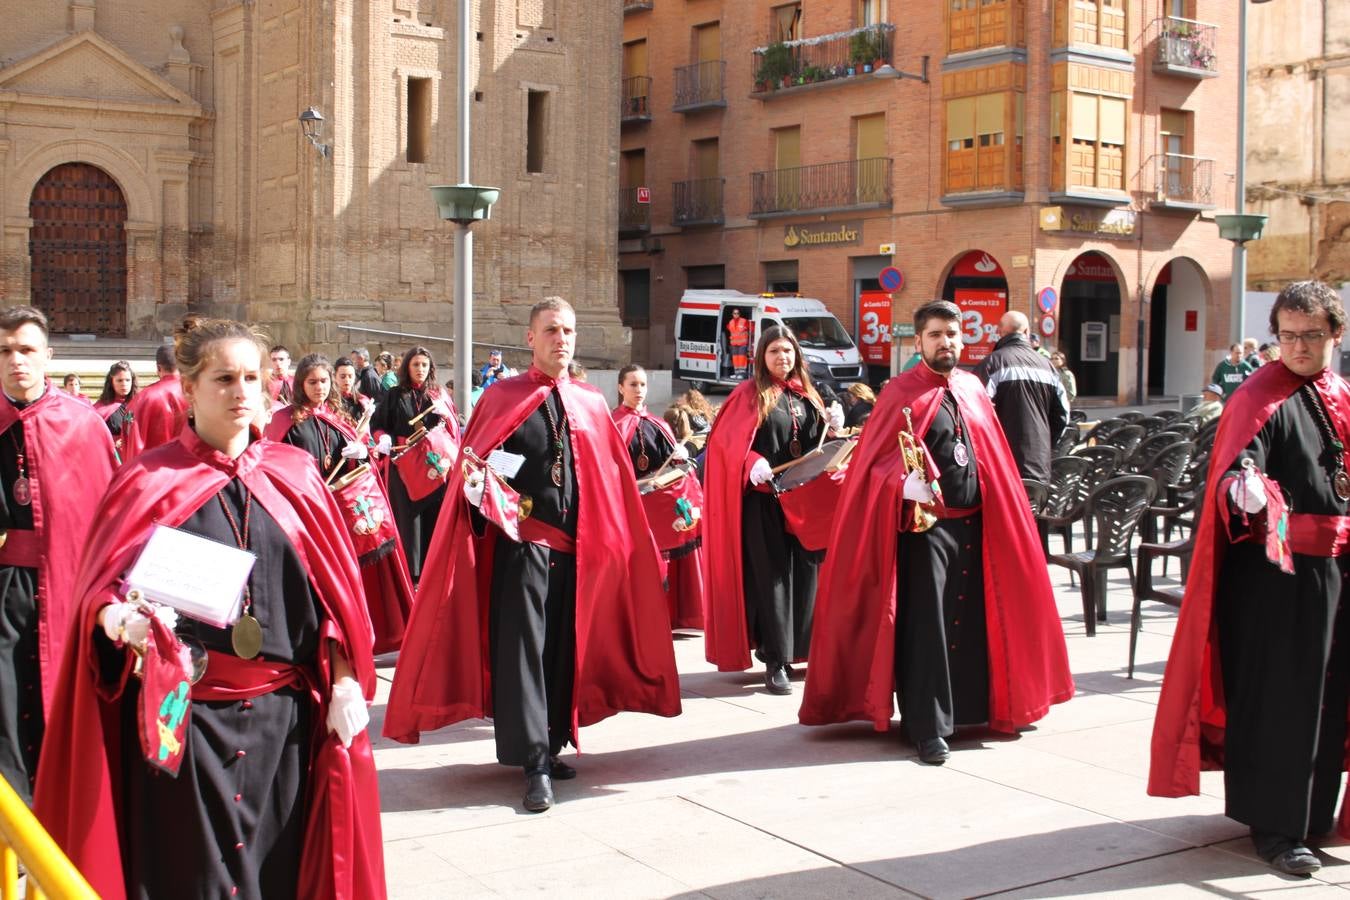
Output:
[954,289,1007,365]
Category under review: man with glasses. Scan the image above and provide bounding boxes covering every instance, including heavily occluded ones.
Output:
[1152,281,1350,877]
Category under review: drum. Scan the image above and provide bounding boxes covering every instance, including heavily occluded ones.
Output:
[329,463,400,563]
[637,462,703,555]
[774,438,857,552]
[393,422,459,502]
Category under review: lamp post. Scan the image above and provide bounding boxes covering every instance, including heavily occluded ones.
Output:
[431,0,498,416]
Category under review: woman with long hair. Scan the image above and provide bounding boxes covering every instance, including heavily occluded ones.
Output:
[611,365,703,630]
[371,346,461,583]
[842,382,877,429]
[267,354,413,653]
[375,351,399,392]
[95,360,139,461]
[702,326,844,695]
[34,318,385,899]
[681,389,716,434]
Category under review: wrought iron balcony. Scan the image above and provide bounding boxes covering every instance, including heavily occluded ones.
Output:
[673,60,726,112]
[619,187,650,236]
[750,157,892,218]
[751,24,894,97]
[673,178,724,226]
[621,76,652,123]
[1153,16,1218,78]
[1149,153,1216,211]
[622,0,653,13]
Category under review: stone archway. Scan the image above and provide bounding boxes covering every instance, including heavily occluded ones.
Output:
[28,163,128,336]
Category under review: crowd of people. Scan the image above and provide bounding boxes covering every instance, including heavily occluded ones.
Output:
[2,280,1349,896]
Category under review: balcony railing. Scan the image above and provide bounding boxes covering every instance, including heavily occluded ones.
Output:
[673,60,726,112]
[750,157,892,217]
[621,75,652,123]
[1150,153,1216,209]
[673,178,725,226]
[619,187,650,235]
[622,0,653,13]
[751,24,894,96]
[1153,16,1218,78]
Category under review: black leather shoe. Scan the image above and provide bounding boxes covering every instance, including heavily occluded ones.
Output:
[765,664,791,695]
[549,757,577,780]
[523,772,554,812]
[917,737,950,765]
[1266,846,1320,876]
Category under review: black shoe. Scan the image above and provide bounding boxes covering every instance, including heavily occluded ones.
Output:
[783,663,797,678]
[917,736,950,765]
[549,757,577,780]
[523,772,554,812]
[764,664,791,695]
[1267,846,1320,876]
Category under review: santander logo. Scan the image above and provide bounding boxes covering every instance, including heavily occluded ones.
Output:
[973,253,998,274]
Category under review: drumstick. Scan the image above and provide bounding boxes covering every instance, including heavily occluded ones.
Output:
[323,454,346,487]
[408,405,438,429]
[769,445,826,476]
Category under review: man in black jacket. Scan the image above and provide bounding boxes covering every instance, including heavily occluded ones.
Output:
[973,311,1069,483]
[351,346,384,401]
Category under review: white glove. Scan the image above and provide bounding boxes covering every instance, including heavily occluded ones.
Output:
[463,469,486,508]
[749,457,774,486]
[326,676,369,748]
[359,396,376,411]
[1228,469,1267,514]
[101,601,179,647]
[903,469,936,503]
[374,434,392,456]
[827,401,846,431]
[340,441,368,460]
[669,443,690,463]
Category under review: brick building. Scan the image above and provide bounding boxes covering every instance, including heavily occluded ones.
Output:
[620,0,1242,401]
[0,0,628,363]
[1246,0,1350,293]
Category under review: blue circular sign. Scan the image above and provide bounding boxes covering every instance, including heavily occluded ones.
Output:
[879,266,904,292]
[1037,286,1058,313]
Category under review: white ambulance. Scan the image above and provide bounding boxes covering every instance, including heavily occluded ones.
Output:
[673,290,864,393]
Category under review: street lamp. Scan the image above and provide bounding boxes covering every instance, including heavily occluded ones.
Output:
[1227,0,1274,345]
[872,57,930,84]
[298,107,331,158]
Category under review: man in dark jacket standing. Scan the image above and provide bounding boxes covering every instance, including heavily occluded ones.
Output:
[973,311,1069,482]
[351,346,384,401]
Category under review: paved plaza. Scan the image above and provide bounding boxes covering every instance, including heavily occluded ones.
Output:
[370,549,1350,898]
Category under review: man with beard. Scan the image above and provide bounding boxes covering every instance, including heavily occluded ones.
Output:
[800,300,1073,764]
[1152,281,1350,876]
[384,297,680,813]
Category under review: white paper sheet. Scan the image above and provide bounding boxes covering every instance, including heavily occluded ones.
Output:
[485,449,527,479]
[124,524,256,628]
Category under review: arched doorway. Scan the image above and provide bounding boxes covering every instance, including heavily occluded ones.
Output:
[28,163,128,336]
[941,250,1008,367]
[1060,251,1121,396]
[1148,258,1208,397]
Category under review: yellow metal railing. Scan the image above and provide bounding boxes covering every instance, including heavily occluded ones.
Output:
[0,775,96,900]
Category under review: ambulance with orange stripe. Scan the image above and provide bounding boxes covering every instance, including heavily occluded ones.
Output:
[673,290,864,393]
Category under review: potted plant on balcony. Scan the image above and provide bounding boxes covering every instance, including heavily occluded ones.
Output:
[802,65,823,84]
[850,29,881,74]
[756,42,792,92]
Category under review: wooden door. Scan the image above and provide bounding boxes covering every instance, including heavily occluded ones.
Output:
[774,126,801,210]
[28,163,127,336]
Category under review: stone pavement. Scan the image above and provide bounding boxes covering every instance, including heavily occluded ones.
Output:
[369,546,1350,898]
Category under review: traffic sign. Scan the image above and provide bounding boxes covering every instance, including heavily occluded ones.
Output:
[1040,314,1056,337]
[1037,286,1058,313]
[879,266,904,292]
[636,187,651,204]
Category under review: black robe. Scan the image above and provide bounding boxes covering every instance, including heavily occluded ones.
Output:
[742,391,824,667]
[485,389,579,770]
[105,403,134,441]
[895,388,990,742]
[280,413,349,479]
[627,418,675,477]
[0,405,39,804]
[1218,385,1350,839]
[99,477,322,900]
[372,386,446,581]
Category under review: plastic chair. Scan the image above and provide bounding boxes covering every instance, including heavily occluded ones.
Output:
[1044,449,1117,555]
[1049,475,1158,636]
[1124,431,1184,473]
[1054,426,1081,457]
[1156,410,1184,423]
[1084,417,1129,445]
[1139,442,1198,542]
[1169,421,1197,440]
[1135,416,1170,436]
[1069,409,1089,424]
[1023,478,1050,517]
[1117,411,1146,423]
[1129,494,1203,677]
[1100,424,1146,458]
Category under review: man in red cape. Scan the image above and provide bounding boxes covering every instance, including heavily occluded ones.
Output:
[0,306,117,805]
[384,297,680,813]
[799,300,1073,762]
[123,343,188,461]
[34,426,385,899]
[1150,281,1350,877]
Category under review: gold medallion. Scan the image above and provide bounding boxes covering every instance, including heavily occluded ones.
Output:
[231,614,263,660]
[519,494,534,520]
[1336,470,1350,502]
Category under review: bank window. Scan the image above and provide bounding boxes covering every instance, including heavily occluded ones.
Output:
[945,93,1009,193]
[1058,0,1127,50]
[771,3,802,42]
[406,77,432,164]
[948,0,1013,54]
[1068,93,1126,191]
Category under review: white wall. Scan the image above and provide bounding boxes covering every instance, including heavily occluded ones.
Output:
[1163,262,1208,396]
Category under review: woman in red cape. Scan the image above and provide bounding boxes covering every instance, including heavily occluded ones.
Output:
[93,360,138,463]
[383,364,680,745]
[611,364,704,630]
[34,320,385,900]
[798,360,1074,733]
[267,353,415,654]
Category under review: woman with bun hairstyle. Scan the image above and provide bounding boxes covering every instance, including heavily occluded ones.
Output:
[35,318,385,899]
[266,353,414,653]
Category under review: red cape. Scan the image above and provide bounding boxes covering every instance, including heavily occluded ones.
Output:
[33,428,384,900]
[94,398,123,422]
[1149,362,1350,805]
[0,384,118,712]
[611,403,678,449]
[122,373,187,461]
[383,366,681,743]
[798,363,1075,731]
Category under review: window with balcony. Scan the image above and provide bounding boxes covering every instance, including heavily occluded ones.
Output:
[620,149,649,234]
[772,3,802,42]
[675,139,724,225]
[1153,108,1212,207]
[948,0,1023,55]
[1053,0,1127,51]
[622,40,651,122]
[1067,92,1126,192]
[858,0,887,26]
[676,21,725,110]
[855,114,888,203]
[945,93,1021,194]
